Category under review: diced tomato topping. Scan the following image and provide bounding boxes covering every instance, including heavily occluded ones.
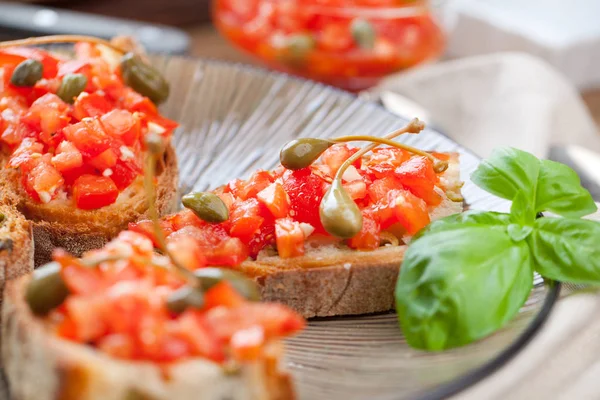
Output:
[256,182,290,218]
[275,217,305,258]
[229,198,266,243]
[348,210,380,250]
[100,109,140,146]
[73,93,113,120]
[72,174,119,210]
[394,156,441,206]
[62,118,111,158]
[25,157,64,203]
[0,43,176,209]
[321,144,361,175]
[51,141,83,172]
[367,175,403,203]
[373,189,430,235]
[282,168,327,233]
[227,170,273,200]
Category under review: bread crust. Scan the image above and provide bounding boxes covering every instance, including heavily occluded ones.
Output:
[1,145,179,267]
[0,203,34,309]
[2,276,295,400]
[239,154,464,318]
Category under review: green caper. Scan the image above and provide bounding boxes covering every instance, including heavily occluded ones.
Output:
[10,59,43,87]
[0,238,12,252]
[194,268,260,301]
[57,73,88,104]
[182,192,229,223]
[320,179,363,238]
[166,286,205,314]
[351,19,376,49]
[280,138,334,170]
[280,34,315,66]
[0,213,5,224]
[26,262,70,316]
[120,52,170,105]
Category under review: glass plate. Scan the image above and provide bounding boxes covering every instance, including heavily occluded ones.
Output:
[0,55,560,400]
[153,56,560,400]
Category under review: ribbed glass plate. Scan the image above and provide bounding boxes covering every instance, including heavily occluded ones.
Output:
[0,55,560,400]
[153,56,559,400]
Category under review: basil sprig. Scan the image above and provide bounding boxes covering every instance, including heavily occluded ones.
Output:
[396,147,599,351]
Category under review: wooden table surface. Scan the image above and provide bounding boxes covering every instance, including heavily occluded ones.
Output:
[185,25,600,131]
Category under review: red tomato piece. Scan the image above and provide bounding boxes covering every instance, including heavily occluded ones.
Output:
[275,217,305,258]
[281,168,327,233]
[100,109,140,146]
[166,235,207,271]
[88,148,118,171]
[62,118,112,158]
[72,174,119,210]
[394,156,441,206]
[343,179,367,200]
[382,189,430,235]
[73,93,113,120]
[6,138,43,169]
[229,198,266,243]
[144,113,179,136]
[319,23,354,52]
[246,223,276,258]
[60,163,97,187]
[51,141,83,172]
[204,282,246,309]
[256,182,290,218]
[27,159,64,203]
[119,87,157,114]
[348,210,380,250]
[320,144,360,176]
[227,170,273,200]
[364,147,411,178]
[110,159,141,190]
[61,262,105,295]
[230,325,265,362]
[22,93,70,145]
[128,219,175,248]
[367,175,403,203]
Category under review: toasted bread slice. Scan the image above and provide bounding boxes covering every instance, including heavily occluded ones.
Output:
[0,203,34,308]
[2,275,294,400]
[239,154,463,318]
[0,144,178,267]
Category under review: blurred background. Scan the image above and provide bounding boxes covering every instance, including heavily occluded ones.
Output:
[0,0,599,128]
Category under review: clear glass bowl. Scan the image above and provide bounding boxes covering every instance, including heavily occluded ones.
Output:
[213,0,446,91]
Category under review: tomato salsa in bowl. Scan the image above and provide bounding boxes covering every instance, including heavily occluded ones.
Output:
[213,0,445,91]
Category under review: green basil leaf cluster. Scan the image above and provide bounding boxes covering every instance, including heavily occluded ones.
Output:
[396,147,599,351]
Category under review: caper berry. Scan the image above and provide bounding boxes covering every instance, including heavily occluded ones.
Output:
[320,179,363,239]
[26,262,69,316]
[280,138,334,170]
[120,53,170,105]
[10,59,43,87]
[166,286,205,314]
[182,192,229,224]
[57,73,88,104]
[194,268,260,301]
[280,34,315,66]
[433,159,449,173]
[351,19,376,49]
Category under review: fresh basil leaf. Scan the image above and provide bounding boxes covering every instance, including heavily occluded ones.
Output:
[510,191,535,225]
[396,225,533,350]
[415,210,511,240]
[529,218,600,284]
[471,147,540,204]
[535,159,597,218]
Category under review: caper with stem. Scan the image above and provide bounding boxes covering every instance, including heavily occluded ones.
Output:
[57,73,88,104]
[26,261,70,316]
[182,192,229,223]
[320,179,363,238]
[279,138,334,170]
[120,52,170,105]
[10,59,43,87]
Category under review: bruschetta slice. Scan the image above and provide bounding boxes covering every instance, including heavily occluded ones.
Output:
[3,231,304,400]
[131,127,464,318]
[0,39,179,267]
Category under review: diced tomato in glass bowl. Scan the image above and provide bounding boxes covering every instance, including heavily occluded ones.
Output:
[213,0,445,91]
